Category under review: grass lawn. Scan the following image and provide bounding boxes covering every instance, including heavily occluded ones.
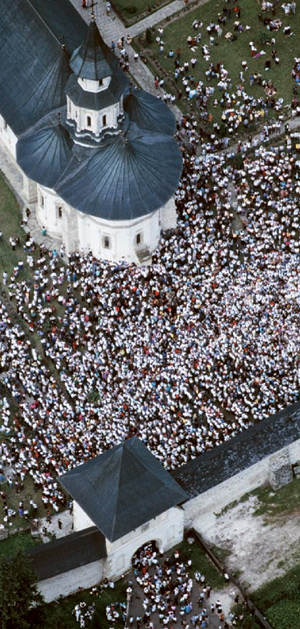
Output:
[112,0,172,24]
[177,537,227,590]
[46,578,127,628]
[0,475,51,531]
[250,563,300,629]
[0,173,31,281]
[139,0,300,125]
[250,478,300,519]
[0,530,40,558]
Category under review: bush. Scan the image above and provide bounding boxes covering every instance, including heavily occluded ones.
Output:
[125,5,137,14]
[146,28,153,44]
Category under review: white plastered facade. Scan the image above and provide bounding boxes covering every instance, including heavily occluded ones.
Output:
[0,111,177,264]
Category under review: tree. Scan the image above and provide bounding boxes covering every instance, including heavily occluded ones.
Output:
[0,551,44,629]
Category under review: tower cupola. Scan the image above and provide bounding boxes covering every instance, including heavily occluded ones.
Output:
[65,15,128,144]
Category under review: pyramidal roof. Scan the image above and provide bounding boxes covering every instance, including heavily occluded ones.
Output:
[59,437,188,542]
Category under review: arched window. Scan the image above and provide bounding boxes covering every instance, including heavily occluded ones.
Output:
[102,114,107,126]
[87,115,92,127]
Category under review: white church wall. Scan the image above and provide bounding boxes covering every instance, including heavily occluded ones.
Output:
[67,96,118,137]
[160,196,177,231]
[73,501,96,532]
[0,117,37,204]
[0,115,18,159]
[38,558,105,602]
[37,185,64,240]
[105,506,184,580]
[76,208,160,263]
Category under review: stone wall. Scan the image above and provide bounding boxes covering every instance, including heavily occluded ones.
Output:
[182,438,300,534]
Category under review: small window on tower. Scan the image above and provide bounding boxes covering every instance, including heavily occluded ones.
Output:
[57,206,63,219]
[99,79,103,86]
[40,195,44,208]
[102,115,107,126]
[87,115,92,127]
[103,235,111,249]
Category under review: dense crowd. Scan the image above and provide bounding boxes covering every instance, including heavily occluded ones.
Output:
[129,541,230,628]
[0,114,300,520]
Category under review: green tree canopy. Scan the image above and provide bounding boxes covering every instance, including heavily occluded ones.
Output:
[0,551,44,629]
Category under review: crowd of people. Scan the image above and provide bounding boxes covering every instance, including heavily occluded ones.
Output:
[129,540,230,628]
[69,539,233,627]
[152,0,299,134]
[0,113,300,521]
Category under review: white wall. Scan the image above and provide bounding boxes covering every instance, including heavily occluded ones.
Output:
[75,207,161,263]
[36,184,64,239]
[0,115,18,159]
[160,196,177,231]
[38,558,105,602]
[105,506,185,580]
[73,501,96,532]
[67,94,119,137]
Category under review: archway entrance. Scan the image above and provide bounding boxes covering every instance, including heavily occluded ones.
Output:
[132,540,160,575]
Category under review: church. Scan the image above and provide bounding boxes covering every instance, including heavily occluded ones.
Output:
[0,0,182,263]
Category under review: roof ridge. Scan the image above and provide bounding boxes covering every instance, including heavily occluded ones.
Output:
[110,444,125,540]
[25,0,63,48]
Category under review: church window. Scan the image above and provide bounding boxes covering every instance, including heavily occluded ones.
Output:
[99,79,103,86]
[103,235,111,249]
[87,115,92,127]
[102,114,107,126]
[57,206,63,219]
[40,194,44,208]
[136,232,142,246]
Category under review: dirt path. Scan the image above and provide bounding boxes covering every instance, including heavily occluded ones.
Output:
[194,495,300,592]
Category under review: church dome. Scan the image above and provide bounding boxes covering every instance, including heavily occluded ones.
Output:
[17,118,73,189]
[124,88,176,136]
[55,123,182,221]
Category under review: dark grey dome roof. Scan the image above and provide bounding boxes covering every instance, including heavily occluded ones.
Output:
[17,119,73,188]
[124,89,176,136]
[55,124,182,221]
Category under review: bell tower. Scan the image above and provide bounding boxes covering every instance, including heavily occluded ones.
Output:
[65,8,127,144]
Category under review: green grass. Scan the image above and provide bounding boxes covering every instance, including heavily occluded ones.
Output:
[0,475,51,530]
[45,578,127,628]
[215,479,300,521]
[0,173,34,281]
[112,0,172,24]
[250,564,300,629]
[250,478,300,518]
[138,0,300,125]
[0,530,40,558]
[177,538,227,590]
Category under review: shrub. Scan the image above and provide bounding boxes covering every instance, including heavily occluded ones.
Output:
[146,28,153,44]
[125,5,137,14]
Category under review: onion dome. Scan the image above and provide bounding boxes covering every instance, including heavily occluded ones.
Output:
[124,88,176,136]
[17,117,73,188]
[55,123,182,221]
